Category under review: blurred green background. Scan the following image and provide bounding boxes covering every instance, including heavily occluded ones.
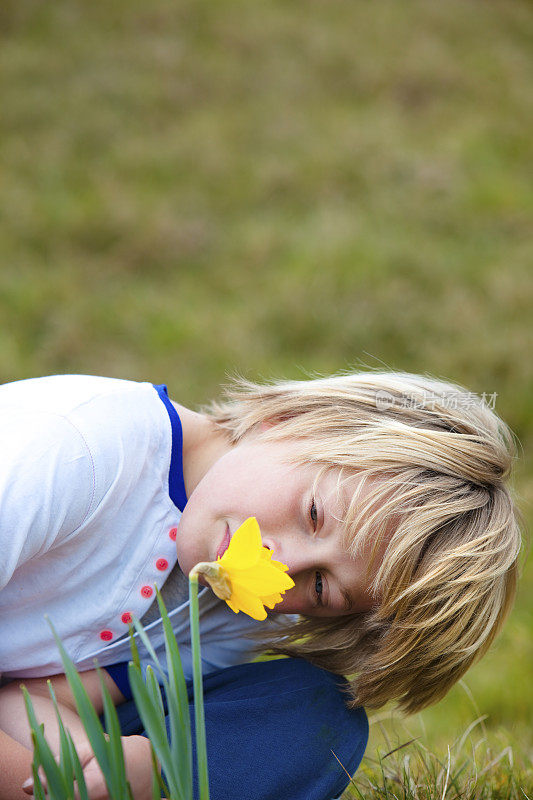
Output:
[1,0,532,787]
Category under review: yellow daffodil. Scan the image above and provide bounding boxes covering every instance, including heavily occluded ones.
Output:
[189,517,295,620]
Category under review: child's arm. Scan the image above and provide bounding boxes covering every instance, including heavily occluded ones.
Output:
[0,670,154,800]
[0,730,34,800]
[0,671,108,752]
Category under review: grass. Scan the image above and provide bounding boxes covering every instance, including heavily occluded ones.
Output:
[344,714,532,799]
[1,0,532,794]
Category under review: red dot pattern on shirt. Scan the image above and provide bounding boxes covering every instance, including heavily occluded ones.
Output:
[98,524,180,643]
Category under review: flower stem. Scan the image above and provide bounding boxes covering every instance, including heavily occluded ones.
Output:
[188,573,210,800]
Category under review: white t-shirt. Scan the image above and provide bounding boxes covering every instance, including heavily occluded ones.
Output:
[0,375,285,683]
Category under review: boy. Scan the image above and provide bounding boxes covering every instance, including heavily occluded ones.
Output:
[0,370,524,797]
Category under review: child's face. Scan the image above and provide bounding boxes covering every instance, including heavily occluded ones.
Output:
[176,434,389,618]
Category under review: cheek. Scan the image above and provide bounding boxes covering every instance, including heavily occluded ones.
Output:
[174,499,209,570]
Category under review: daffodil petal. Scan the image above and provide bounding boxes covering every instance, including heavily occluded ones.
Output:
[260,548,289,572]
[225,595,241,615]
[231,561,295,594]
[227,583,268,620]
[270,557,290,572]
[261,592,283,609]
[219,517,263,570]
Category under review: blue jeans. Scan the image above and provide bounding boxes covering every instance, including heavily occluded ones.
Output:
[107,657,368,800]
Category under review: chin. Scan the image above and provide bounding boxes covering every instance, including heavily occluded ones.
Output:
[179,549,209,579]
[175,546,193,578]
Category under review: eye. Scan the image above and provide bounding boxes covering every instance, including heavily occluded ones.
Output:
[309,498,318,530]
[314,571,323,605]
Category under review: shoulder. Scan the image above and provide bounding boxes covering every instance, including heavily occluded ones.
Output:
[0,374,159,416]
[1,374,172,453]
[0,375,174,533]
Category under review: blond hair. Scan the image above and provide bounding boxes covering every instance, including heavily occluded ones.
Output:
[200,369,526,714]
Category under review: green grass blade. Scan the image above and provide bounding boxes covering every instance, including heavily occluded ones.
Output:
[127,663,181,795]
[155,587,193,797]
[46,617,113,792]
[145,665,188,799]
[30,752,48,800]
[97,666,130,799]
[151,744,169,800]
[145,664,166,720]
[47,681,75,791]
[130,615,166,681]
[189,575,210,800]
[129,624,142,671]
[66,730,89,800]
[128,610,190,798]
[22,687,69,800]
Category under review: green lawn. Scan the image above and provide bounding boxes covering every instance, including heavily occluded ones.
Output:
[1,0,532,795]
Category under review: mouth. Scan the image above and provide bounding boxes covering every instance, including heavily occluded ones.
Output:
[216,523,231,560]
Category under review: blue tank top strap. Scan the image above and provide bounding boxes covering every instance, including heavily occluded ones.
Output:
[152,383,188,512]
